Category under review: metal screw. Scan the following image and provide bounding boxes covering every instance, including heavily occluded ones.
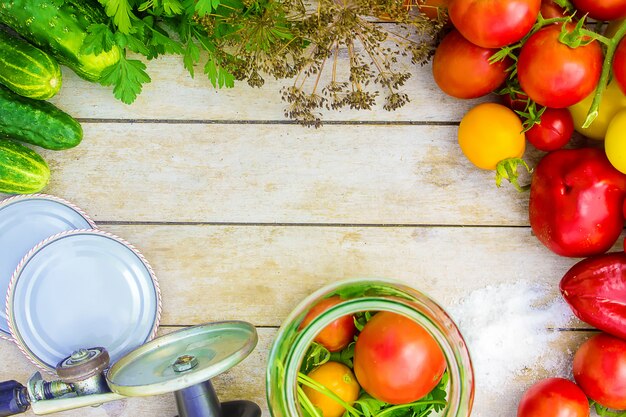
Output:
[173,355,198,373]
[70,348,90,362]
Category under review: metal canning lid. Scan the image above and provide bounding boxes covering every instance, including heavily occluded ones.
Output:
[107,321,258,397]
[6,229,161,374]
[0,194,96,340]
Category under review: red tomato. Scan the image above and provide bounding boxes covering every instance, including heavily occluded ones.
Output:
[300,296,356,352]
[526,108,574,151]
[353,312,446,404]
[448,0,541,48]
[501,92,529,111]
[517,378,589,417]
[540,0,569,18]
[613,38,626,96]
[417,0,450,19]
[574,333,626,410]
[432,30,511,99]
[517,23,603,108]
[572,0,626,20]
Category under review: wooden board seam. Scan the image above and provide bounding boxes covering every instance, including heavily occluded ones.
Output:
[75,118,461,126]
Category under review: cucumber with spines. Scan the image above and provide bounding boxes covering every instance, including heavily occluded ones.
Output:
[0,86,82,150]
[0,29,62,100]
[0,0,121,81]
[0,139,50,194]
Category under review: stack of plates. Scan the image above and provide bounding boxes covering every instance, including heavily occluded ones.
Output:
[0,194,161,374]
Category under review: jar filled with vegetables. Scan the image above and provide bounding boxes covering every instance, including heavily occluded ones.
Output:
[266,279,474,417]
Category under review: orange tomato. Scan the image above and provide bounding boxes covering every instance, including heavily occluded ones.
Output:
[458,103,525,170]
[300,296,356,352]
[302,362,360,417]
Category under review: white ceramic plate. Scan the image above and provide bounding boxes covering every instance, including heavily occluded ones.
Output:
[0,195,96,339]
[7,230,161,373]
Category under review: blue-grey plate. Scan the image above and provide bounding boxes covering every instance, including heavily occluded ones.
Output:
[0,195,96,340]
[6,230,161,374]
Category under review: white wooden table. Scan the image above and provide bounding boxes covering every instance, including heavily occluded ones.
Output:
[0,52,617,416]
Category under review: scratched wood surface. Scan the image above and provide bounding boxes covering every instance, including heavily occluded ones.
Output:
[0,52,617,417]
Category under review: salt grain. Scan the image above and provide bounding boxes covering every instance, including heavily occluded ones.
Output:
[448,281,575,416]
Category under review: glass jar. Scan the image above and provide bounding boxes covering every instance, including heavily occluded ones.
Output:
[266,279,474,417]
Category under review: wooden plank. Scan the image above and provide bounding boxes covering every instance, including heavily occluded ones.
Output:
[48,54,490,123]
[0,327,597,417]
[82,224,608,327]
[26,123,545,225]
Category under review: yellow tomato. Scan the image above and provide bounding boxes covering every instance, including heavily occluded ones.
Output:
[302,362,360,417]
[568,80,626,141]
[458,102,525,170]
[606,109,626,174]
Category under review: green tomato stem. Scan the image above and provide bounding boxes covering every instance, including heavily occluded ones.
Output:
[593,401,626,417]
[298,385,325,417]
[583,19,626,128]
[495,158,532,193]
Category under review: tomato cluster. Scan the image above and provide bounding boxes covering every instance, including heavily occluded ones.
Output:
[298,301,447,417]
[424,2,626,415]
[518,332,626,416]
[430,0,626,182]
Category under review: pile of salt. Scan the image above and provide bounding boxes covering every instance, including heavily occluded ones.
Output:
[447,281,575,416]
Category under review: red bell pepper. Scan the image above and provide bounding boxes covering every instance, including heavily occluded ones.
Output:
[561,252,626,339]
[529,147,626,257]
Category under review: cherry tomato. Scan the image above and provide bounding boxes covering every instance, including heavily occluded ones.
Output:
[353,312,446,405]
[417,0,450,20]
[572,0,626,20]
[569,80,626,140]
[517,378,589,417]
[540,0,569,18]
[613,37,626,96]
[526,108,574,151]
[300,296,356,352]
[458,103,525,170]
[302,362,360,417]
[432,30,511,99]
[574,333,626,410]
[448,0,541,48]
[501,93,529,112]
[517,23,603,108]
[606,109,626,174]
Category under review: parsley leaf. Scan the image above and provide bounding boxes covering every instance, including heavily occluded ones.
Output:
[98,0,135,34]
[195,0,220,16]
[354,311,375,332]
[204,55,235,88]
[115,32,151,56]
[162,0,184,14]
[82,24,116,55]
[300,342,331,374]
[329,342,355,368]
[139,0,184,15]
[330,285,415,301]
[183,41,200,77]
[147,22,185,56]
[99,54,151,104]
[353,394,385,417]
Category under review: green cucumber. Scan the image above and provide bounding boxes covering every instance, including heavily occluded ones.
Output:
[0,0,121,82]
[0,29,62,100]
[0,86,82,150]
[0,139,50,194]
